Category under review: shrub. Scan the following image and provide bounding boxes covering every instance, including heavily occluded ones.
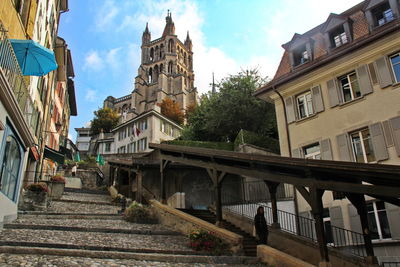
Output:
[50,175,66,183]
[124,201,156,223]
[26,182,48,193]
[189,229,230,255]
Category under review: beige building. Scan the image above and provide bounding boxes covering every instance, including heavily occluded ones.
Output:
[94,12,196,155]
[255,0,400,262]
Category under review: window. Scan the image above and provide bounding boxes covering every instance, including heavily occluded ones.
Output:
[367,201,391,240]
[338,71,361,102]
[372,2,394,26]
[330,26,348,48]
[138,138,147,151]
[350,128,375,163]
[105,143,111,152]
[296,91,314,119]
[292,44,310,66]
[139,119,147,131]
[303,143,321,159]
[0,129,23,201]
[390,53,400,83]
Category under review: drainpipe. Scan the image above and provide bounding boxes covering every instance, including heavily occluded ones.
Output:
[273,88,292,157]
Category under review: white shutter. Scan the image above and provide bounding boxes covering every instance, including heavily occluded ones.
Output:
[336,134,353,162]
[320,139,333,160]
[285,96,296,123]
[327,79,340,107]
[311,85,324,113]
[369,122,389,161]
[292,148,302,158]
[375,57,393,88]
[356,65,373,95]
[389,116,400,156]
[348,204,362,233]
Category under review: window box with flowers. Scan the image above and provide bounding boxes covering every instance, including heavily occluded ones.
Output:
[19,182,49,211]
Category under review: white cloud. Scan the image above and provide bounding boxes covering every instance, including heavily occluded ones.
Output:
[95,0,119,31]
[83,51,104,71]
[84,121,92,128]
[85,89,97,102]
[106,47,122,71]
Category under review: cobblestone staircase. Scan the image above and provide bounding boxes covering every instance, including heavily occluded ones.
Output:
[0,189,262,267]
[179,209,258,257]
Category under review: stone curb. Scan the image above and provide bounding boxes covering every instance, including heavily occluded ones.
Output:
[64,188,109,195]
[4,224,181,236]
[0,246,258,264]
[18,211,120,216]
[17,214,123,220]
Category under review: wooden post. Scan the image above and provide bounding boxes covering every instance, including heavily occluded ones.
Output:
[346,193,378,265]
[136,170,143,203]
[310,188,330,265]
[266,181,280,229]
[109,166,114,187]
[128,169,132,199]
[160,160,169,204]
[207,169,226,226]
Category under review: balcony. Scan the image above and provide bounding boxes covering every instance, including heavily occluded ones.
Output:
[0,21,35,144]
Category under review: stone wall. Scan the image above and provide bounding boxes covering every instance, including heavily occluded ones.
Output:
[150,199,243,255]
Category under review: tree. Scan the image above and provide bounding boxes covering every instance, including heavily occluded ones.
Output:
[159,98,184,125]
[182,69,278,142]
[90,107,120,135]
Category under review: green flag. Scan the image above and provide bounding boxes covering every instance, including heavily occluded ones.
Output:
[74,152,80,162]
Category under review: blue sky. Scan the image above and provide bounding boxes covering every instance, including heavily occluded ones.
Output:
[59,0,362,141]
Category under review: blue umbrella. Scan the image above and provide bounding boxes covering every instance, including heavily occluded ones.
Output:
[9,39,58,76]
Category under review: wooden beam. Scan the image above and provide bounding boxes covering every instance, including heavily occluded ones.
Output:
[295,186,311,206]
[160,154,400,198]
[366,195,400,207]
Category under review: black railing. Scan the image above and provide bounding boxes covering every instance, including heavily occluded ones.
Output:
[222,193,367,258]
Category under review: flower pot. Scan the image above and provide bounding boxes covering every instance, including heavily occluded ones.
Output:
[48,181,65,199]
[20,190,48,211]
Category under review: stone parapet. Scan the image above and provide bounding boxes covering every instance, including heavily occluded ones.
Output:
[257,245,316,267]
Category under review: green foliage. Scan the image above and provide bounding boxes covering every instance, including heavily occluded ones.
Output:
[182,69,278,144]
[189,229,230,255]
[76,156,97,169]
[124,201,156,223]
[164,140,234,151]
[159,98,184,125]
[90,107,120,135]
[234,129,280,154]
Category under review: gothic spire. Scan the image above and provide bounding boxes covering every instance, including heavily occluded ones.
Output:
[184,31,192,50]
[142,22,151,44]
[162,10,175,37]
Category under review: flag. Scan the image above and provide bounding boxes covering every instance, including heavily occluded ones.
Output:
[74,152,80,162]
[136,127,141,137]
[99,155,105,166]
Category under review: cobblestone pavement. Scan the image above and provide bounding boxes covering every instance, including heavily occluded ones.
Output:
[0,229,192,251]
[0,254,265,267]
[60,192,112,203]
[12,218,174,231]
[48,201,120,214]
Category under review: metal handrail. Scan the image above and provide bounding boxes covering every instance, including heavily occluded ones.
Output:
[0,21,34,127]
[221,192,367,258]
[382,262,400,267]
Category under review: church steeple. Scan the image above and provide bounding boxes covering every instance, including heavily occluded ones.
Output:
[142,22,151,44]
[184,31,192,51]
[162,10,175,37]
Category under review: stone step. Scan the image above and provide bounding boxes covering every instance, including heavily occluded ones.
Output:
[0,246,259,265]
[52,199,117,206]
[17,213,123,220]
[64,188,108,195]
[3,224,181,236]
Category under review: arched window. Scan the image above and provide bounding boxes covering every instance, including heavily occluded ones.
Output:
[184,53,187,65]
[150,48,154,61]
[148,68,153,83]
[188,56,192,69]
[155,46,159,60]
[168,61,173,74]
[0,128,23,201]
[154,65,159,82]
[160,63,164,73]
[160,44,164,58]
[168,39,174,53]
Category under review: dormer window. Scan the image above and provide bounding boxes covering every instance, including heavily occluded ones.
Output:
[330,26,348,48]
[372,2,394,26]
[293,44,309,66]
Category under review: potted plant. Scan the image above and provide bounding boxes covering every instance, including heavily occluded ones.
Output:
[48,175,66,199]
[188,229,230,255]
[124,201,158,224]
[19,182,49,211]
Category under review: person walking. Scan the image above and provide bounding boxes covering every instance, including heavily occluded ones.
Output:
[254,206,268,244]
[71,164,77,177]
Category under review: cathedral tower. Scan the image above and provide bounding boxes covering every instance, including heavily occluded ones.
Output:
[132,11,197,116]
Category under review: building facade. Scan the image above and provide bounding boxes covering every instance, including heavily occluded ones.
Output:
[92,13,196,155]
[255,0,400,262]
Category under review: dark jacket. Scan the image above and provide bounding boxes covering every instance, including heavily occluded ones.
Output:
[254,213,268,234]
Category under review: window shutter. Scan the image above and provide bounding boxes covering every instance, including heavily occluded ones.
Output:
[327,79,340,107]
[348,204,362,234]
[375,57,393,88]
[329,206,344,246]
[368,63,378,85]
[336,134,353,162]
[292,148,302,158]
[311,85,324,113]
[356,65,373,95]
[389,116,400,156]
[385,203,400,240]
[369,122,389,161]
[382,120,394,147]
[285,96,296,123]
[320,139,333,160]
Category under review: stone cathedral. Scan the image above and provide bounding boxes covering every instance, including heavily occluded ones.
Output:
[104,12,198,121]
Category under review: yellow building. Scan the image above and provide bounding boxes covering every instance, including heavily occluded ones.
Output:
[255,0,400,263]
